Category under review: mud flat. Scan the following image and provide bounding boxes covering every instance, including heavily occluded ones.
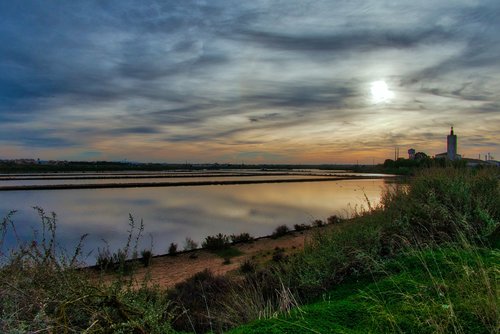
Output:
[0,175,385,191]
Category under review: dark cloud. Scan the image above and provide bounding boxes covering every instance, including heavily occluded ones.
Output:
[233,28,452,54]
[0,128,79,148]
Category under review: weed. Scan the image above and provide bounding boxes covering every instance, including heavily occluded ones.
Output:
[0,209,175,333]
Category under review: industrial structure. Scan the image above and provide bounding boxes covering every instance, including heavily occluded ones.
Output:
[408,148,416,160]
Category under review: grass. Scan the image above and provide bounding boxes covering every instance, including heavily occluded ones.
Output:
[227,167,499,333]
[228,244,499,334]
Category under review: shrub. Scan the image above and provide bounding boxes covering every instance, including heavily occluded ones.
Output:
[168,269,233,333]
[272,247,287,262]
[168,242,178,255]
[271,225,289,239]
[203,233,231,251]
[327,215,342,225]
[230,232,254,244]
[312,219,325,227]
[183,237,198,251]
[294,223,310,232]
[141,249,153,267]
[240,259,256,274]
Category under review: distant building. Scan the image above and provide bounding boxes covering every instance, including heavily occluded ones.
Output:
[408,148,416,160]
[435,127,462,160]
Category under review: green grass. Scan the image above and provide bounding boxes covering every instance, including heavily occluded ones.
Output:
[228,246,499,334]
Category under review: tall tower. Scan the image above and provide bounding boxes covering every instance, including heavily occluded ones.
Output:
[447,127,457,160]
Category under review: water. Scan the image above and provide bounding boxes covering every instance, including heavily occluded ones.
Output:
[0,175,390,264]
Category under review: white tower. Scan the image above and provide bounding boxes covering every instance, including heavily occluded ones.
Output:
[447,127,457,160]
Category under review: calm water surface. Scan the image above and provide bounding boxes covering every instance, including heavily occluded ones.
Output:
[0,177,389,264]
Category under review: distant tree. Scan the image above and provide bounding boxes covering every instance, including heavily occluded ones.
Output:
[383,159,395,168]
[414,152,429,160]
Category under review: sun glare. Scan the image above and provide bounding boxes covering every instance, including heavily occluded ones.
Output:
[370,80,394,103]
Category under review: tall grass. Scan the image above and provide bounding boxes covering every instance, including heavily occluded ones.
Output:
[0,208,175,333]
[381,168,500,245]
[363,240,499,333]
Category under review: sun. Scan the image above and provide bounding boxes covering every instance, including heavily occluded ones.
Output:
[370,80,394,103]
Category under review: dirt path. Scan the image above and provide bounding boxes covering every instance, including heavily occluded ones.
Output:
[124,229,319,289]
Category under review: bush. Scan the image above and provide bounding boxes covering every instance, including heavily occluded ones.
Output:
[312,219,325,227]
[202,233,231,251]
[141,249,153,267]
[327,215,342,225]
[271,225,289,239]
[168,242,178,255]
[240,259,256,274]
[230,232,254,244]
[183,237,198,251]
[272,247,287,262]
[293,223,310,232]
[168,269,233,333]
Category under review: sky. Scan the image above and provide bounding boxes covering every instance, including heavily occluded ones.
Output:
[1,1,499,164]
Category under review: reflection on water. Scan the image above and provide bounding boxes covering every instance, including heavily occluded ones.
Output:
[0,178,388,264]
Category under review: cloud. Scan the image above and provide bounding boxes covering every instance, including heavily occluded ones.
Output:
[0,1,498,162]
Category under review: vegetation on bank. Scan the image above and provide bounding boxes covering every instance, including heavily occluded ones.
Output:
[0,167,498,333]
[0,161,355,174]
